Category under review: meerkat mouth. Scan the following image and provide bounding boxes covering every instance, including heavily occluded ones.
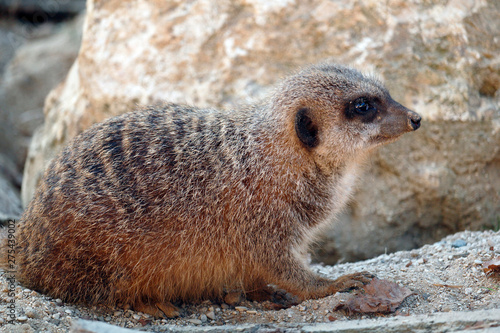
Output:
[371,134,402,146]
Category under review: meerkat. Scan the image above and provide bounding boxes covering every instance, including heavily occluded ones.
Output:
[14,63,421,317]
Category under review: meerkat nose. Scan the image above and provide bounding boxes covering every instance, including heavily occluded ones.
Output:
[408,111,421,131]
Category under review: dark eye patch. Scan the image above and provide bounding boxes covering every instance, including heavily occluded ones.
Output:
[345,96,378,122]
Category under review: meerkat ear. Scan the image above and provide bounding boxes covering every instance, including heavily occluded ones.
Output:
[295,108,319,148]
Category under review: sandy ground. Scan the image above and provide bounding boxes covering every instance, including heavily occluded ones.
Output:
[0,229,499,332]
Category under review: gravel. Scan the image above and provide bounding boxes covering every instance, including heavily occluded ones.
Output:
[0,229,499,332]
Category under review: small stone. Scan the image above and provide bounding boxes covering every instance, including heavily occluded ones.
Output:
[65,309,73,315]
[247,310,257,314]
[235,306,248,312]
[221,303,230,310]
[187,318,202,325]
[451,252,468,259]
[464,288,473,295]
[52,313,61,320]
[114,311,123,317]
[25,308,39,319]
[421,293,431,300]
[17,315,28,322]
[55,298,63,305]
[452,239,467,248]
[200,314,208,322]
[132,314,141,320]
[474,259,483,264]
[298,305,306,311]
[206,311,216,320]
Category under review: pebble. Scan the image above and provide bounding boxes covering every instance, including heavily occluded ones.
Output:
[452,239,467,248]
[132,314,141,320]
[52,313,61,320]
[200,314,208,322]
[464,288,473,295]
[25,308,38,319]
[187,318,202,325]
[17,316,28,322]
[474,260,483,264]
[55,298,63,305]
[235,306,248,312]
[206,311,216,320]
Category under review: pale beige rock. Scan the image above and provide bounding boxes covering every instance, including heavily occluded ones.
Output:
[23,0,500,261]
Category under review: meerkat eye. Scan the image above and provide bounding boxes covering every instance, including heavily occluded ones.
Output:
[345,97,378,121]
[354,97,374,114]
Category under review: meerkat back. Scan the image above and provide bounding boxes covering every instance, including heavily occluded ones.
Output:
[15,63,420,317]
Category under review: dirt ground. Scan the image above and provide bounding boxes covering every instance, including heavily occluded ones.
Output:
[0,229,499,332]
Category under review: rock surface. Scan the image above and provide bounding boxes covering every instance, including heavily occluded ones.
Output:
[0,13,83,170]
[0,153,22,222]
[0,229,499,332]
[21,0,500,261]
[0,0,86,15]
[69,309,500,333]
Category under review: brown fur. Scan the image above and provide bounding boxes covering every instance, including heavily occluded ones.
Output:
[14,63,420,314]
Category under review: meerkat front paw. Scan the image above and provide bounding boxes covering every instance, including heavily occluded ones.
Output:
[246,285,301,309]
[329,271,375,293]
[133,301,180,318]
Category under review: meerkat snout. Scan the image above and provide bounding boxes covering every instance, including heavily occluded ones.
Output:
[408,111,421,130]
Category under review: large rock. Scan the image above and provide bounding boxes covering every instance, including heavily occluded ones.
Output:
[22,0,500,261]
[0,13,84,170]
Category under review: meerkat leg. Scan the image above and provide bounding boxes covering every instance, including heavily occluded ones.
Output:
[155,302,181,318]
[223,290,243,306]
[262,255,374,301]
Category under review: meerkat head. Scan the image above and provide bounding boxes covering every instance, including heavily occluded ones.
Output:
[273,63,421,172]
